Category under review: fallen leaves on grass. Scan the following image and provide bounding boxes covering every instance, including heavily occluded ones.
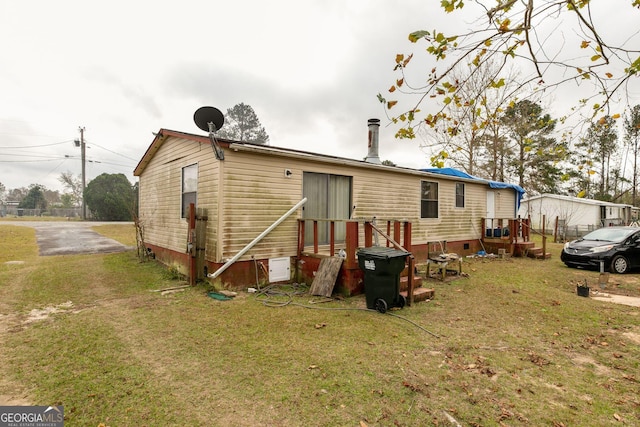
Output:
[526,352,550,367]
[402,381,422,392]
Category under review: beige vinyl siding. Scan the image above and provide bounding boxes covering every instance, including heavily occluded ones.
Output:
[350,169,487,243]
[138,135,520,266]
[263,157,492,244]
[138,137,219,258]
[218,150,302,261]
[492,189,517,219]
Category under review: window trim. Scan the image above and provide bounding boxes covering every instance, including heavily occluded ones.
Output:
[181,163,198,218]
[455,182,465,208]
[420,180,439,219]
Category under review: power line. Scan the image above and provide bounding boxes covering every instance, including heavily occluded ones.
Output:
[0,158,68,163]
[85,139,139,162]
[36,159,69,185]
[87,159,136,168]
[0,140,74,149]
[0,153,68,159]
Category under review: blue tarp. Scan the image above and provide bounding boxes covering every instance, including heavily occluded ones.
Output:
[421,167,526,209]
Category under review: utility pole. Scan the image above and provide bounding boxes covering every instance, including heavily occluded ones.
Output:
[76,127,86,220]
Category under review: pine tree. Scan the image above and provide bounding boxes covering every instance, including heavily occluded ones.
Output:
[216,103,269,145]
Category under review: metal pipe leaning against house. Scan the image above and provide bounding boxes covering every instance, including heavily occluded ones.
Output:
[207,197,308,281]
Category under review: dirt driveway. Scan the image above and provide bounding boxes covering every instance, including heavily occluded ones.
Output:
[591,291,640,307]
[1,221,134,256]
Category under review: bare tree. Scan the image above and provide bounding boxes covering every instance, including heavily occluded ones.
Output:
[419,60,526,178]
[624,104,640,205]
[576,116,619,198]
[58,171,83,207]
[6,187,28,202]
[419,60,509,173]
[379,1,640,140]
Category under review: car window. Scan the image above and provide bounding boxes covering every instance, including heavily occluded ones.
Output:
[583,228,639,242]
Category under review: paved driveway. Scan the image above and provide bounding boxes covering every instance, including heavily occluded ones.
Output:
[1,221,134,256]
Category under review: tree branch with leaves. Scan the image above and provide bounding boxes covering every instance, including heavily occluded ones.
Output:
[379,0,640,141]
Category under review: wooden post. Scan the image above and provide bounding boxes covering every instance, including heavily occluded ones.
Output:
[329,221,335,256]
[297,219,304,283]
[188,203,196,286]
[195,207,208,280]
[313,220,319,254]
[386,221,391,247]
[364,221,373,248]
[542,214,547,258]
[407,255,415,307]
[297,220,305,256]
[393,221,401,246]
[510,219,516,244]
[345,221,359,269]
[403,221,412,252]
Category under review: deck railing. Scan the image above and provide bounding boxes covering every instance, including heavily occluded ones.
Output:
[297,218,412,258]
[482,216,547,257]
[297,218,416,304]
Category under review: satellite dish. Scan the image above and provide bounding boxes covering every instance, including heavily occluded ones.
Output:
[194,106,224,132]
[194,106,225,160]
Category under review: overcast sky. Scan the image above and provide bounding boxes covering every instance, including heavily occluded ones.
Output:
[1,1,639,194]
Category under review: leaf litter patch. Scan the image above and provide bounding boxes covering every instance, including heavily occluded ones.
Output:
[23,301,75,324]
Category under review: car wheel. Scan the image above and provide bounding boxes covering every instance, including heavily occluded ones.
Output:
[611,255,629,274]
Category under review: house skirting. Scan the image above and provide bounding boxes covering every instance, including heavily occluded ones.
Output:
[146,239,483,294]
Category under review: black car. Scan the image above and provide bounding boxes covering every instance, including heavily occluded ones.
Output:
[561,226,640,273]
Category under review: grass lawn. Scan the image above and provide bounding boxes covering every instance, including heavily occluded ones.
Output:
[0,222,639,426]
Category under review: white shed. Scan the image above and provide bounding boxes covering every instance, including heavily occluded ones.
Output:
[518,194,639,238]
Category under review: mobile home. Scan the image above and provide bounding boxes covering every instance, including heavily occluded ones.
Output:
[134,120,526,294]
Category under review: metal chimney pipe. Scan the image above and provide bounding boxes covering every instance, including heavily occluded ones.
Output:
[365,118,381,164]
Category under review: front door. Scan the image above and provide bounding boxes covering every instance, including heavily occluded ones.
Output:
[486,191,496,230]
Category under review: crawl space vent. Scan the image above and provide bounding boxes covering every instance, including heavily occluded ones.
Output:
[269,257,290,283]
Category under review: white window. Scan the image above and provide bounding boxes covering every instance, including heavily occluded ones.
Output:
[421,181,438,218]
[181,164,198,218]
[455,183,465,208]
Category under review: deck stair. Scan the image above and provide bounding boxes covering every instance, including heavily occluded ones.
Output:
[400,287,434,303]
[514,241,551,259]
[399,264,433,302]
[483,217,551,260]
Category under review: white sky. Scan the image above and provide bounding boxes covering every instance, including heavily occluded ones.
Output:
[1,1,639,194]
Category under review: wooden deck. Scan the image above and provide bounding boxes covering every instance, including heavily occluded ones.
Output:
[296,216,551,301]
[482,217,551,259]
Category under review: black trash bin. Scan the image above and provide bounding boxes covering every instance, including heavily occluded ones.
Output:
[357,246,409,313]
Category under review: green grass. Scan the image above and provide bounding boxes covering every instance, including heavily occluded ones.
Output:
[1,224,639,426]
[91,223,137,247]
[0,225,38,263]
